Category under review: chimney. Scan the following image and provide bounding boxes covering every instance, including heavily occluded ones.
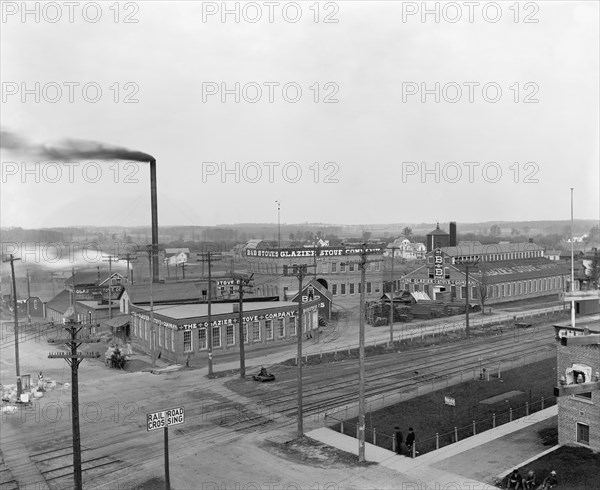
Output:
[233,303,239,313]
[449,222,457,247]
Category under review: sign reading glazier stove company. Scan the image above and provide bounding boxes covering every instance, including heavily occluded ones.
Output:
[146,406,185,431]
[75,285,122,300]
[245,246,385,258]
[408,278,465,285]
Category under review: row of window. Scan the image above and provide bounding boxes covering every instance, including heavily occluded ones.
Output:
[189,316,302,352]
[133,314,314,353]
[248,261,382,274]
[453,250,543,263]
[403,275,566,300]
[331,282,382,296]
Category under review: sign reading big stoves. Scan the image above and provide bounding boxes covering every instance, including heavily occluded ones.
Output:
[245,246,385,258]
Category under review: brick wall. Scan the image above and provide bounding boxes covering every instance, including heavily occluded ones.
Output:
[556,343,600,451]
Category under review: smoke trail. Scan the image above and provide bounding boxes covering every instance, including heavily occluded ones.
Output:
[1,129,154,162]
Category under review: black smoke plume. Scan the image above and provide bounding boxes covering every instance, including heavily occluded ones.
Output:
[1,129,154,162]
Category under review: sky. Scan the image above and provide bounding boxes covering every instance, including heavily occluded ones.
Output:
[1,0,599,229]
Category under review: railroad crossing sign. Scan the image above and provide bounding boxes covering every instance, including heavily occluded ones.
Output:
[146,406,185,431]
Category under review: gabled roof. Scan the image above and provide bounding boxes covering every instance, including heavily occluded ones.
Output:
[468,259,572,284]
[46,290,72,314]
[103,315,130,329]
[439,242,543,257]
[65,270,124,287]
[427,224,449,236]
[290,279,333,303]
[123,282,205,304]
[245,239,269,250]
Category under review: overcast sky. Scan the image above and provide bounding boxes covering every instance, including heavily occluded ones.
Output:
[1,1,598,229]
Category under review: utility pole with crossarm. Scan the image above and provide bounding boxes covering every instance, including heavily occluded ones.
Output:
[231,272,254,378]
[386,246,400,344]
[342,244,383,462]
[48,268,100,490]
[197,251,224,376]
[284,262,316,437]
[2,253,22,398]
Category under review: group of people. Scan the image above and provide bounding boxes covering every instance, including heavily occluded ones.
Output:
[506,468,558,490]
[393,427,416,456]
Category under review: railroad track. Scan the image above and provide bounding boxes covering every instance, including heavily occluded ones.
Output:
[230,327,556,418]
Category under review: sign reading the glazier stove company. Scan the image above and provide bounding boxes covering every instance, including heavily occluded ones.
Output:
[146,406,185,431]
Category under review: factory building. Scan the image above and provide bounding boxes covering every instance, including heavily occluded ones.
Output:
[233,241,387,313]
[130,299,319,363]
[398,243,572,305]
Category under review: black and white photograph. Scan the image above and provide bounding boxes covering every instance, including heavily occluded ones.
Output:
[1,1,599,489]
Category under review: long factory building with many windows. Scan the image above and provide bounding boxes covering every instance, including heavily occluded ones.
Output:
[397,242,573,305]
[130,300,320,363]
[233,241,387,313]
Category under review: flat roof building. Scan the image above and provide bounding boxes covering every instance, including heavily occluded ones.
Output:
[130,300,320,363]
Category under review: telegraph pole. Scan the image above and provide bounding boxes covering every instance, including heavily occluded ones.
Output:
[103,255,118,320]
[26,268,31,325]
[3,254,22,397]
[286,263,315,437]
[118,251,138,284]
[233,273,254,378]
[343,244,382,462]
[275,200,281,249]
[197,252,224,376]
[358,247,367,462]
[48,268,100,490]
[207,252,212,375]
[570,187,575,328]
[387,246,399,344]
[464,258,479,339]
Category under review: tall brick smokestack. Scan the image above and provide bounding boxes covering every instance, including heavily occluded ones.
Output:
[150,159,159,283]
[1,129,159,282]
[449,222,457,247]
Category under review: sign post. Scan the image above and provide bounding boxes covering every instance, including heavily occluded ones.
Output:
[146,406,185,490]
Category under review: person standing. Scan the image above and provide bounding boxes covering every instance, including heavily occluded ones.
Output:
[37,371,44,391]
[393,426,403,455]
[405,427,416,454]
